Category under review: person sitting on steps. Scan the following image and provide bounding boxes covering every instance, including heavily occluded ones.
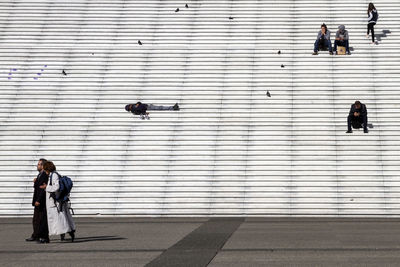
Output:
[125,102,180,120]
[347,101,368,134]
[334,25,351,55]
[313,23,333,55]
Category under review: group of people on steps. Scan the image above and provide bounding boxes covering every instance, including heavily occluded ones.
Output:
[313,3,379,55]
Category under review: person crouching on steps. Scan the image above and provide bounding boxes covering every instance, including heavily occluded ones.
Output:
[125,102,180,120]
[40,161,76,242]
[347,101,368,134]
[313,23,333,55]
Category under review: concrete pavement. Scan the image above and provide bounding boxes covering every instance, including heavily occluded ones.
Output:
[1,218,400,266]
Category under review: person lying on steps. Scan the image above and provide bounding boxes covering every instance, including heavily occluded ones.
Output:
[125,102,180,120]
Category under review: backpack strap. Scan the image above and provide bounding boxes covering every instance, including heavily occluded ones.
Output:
[50,171,62,185]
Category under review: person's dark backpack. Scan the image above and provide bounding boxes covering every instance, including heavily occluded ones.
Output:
[373,10,379,22]
[58,174,73,203]
[49,172,73,213]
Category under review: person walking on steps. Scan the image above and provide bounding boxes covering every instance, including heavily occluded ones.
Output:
[40,161,76,242]
[334,25,351,55]
[125,102,180,120]
[367,3,379,45]
[347,101,368,134]
[313,23,333,55]
[26,158,49,244]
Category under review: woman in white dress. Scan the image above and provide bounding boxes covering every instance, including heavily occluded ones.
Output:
[41,161,76,242]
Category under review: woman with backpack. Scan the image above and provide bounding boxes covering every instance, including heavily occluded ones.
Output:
[40,161,76,242]
[367,3,379,44]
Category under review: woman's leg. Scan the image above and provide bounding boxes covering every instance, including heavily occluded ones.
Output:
[371,23,375,43]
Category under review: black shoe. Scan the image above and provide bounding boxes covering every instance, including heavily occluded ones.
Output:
[173,103,180,111]
[346,130,353,134]
[37,238,49,244]
[364,129,369,133]
[26,237,36,242]
[60,234,65,241]
[329,51,333,55]
[347,51,351,55]
[312,52,318,55]
[68,231,75,242]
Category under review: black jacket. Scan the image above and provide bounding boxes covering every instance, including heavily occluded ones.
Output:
[132,103,148,115]
[349,103,367,117]
[32,171,48,208]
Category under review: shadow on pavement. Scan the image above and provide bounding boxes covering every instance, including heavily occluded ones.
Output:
[54,235,126,243]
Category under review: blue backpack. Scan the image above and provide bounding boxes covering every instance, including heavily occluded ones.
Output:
[57,174,73,202]
[50,172,73,212]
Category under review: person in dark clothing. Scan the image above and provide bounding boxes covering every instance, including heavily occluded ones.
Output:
[347,101,368,133]
[334,25,351,55]
[26,158,49,243]
[367,3,379,44]
[125,102,180,120]
[313,23,333,55]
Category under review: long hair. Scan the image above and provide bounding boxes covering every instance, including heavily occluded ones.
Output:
[43,161,56,173]
[368,3,376,14]
[321,23,328,32]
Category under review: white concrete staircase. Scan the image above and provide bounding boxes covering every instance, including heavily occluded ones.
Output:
[0,0,400,216]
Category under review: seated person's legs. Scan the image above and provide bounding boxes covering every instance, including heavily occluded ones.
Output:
[334,40,339,51]
[324,38,333,52]
[344,40,350,53]
[314,39,320,52]
[347,114,354,132]
[362,115,368,132]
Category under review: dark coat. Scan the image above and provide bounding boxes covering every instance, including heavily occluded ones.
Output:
[132,103,148,115]
[32,171,48,209]
[349,103,367,117]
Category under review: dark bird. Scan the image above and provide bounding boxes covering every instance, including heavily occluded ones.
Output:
[229,16,234,20]
[62,70,67,76]
[278,50,281,54]
[185,4,188,8]
[266,91,271,97]
[138,40,142,45]
[175,8,179,12]
[281,64,285,68]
